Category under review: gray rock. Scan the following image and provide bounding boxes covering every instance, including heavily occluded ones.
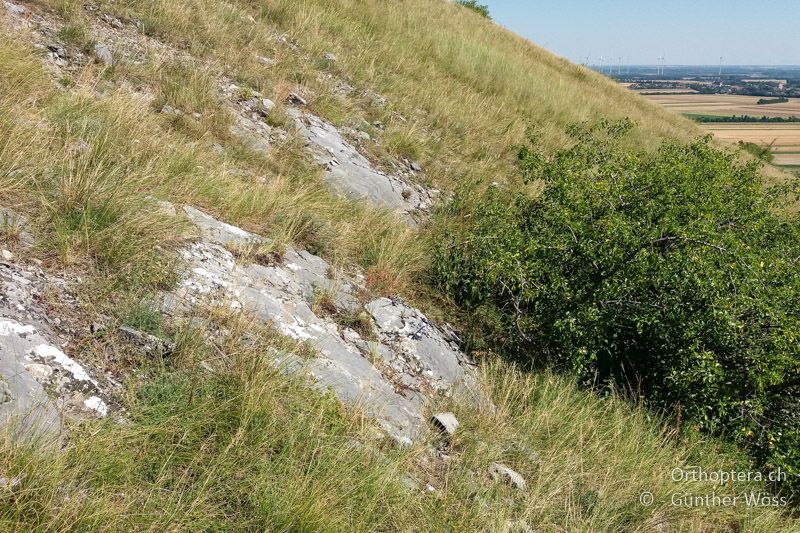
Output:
[183,205,267,247]
[257,56,275,66]
[410,160,423,172]
[261,98,275,112]
[431,412,459,436]
[160,104,183,116]
[23,363,53,381]
[0,250,12,261]
[229,113,271,154]
[100,13,124,29]
[93,43,114,67]
[0,476,21,490]
[2,1,25,15]
[489,462,526,490]
[288,110,436,222]
[503,520,537,533]
[1,260,109,429]
[323,52,337,62]
[164,207,488,444]
[0,318,62,442]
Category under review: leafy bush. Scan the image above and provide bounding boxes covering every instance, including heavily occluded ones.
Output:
[434,120,800,497]
[738,140,775,163]
[456,0,491,19]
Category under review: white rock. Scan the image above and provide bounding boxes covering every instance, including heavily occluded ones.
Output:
[83,395,108,416]
[30,344,97,385]
[431,412,459,436]
[0,319,35,336]
[1,250,13,261]
[3,1,25,15]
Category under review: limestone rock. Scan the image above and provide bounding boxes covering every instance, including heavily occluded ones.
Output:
[1,258,110,433]
[288,110,437,222]
[287,92,307,106]
[431,412,459,436]
[0,319,61,442]
[164,206,487,444]
[118,325,175,357]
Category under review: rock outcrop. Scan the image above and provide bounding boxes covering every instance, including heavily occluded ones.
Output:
[163,205,483,444]
[0,245,110,442]
[290,109,437,223]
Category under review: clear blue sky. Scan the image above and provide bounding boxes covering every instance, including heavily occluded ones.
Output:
[482,0,800,66]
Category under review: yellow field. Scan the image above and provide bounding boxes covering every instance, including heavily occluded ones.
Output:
[642,93,800,118]
[701,123,800,166]
[639,94,800,167]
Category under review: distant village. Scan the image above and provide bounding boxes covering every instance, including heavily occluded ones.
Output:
[625,77,800,98]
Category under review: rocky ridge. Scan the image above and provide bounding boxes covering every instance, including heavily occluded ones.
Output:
[0,0,482,446]
[163,204,484,444]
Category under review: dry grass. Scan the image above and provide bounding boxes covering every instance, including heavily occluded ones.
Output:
[1,1,798,530]
[89,0,702,193]
[0,25,426,298]
[0,307,794,532]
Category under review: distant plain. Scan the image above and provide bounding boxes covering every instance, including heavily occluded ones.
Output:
[641,93,800,168]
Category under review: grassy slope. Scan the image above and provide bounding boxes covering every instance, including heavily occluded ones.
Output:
[0,1,796,530]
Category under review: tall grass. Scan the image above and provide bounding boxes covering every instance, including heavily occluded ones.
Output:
[0,28,425,299]
[1,2,796,530]
[0,308,794,532]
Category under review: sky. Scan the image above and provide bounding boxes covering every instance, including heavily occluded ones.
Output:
[482,0,800,66]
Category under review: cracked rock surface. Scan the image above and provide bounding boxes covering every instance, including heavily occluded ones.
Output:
[0,249,110,442]
[289,109,437,223]
[164,206,483,444]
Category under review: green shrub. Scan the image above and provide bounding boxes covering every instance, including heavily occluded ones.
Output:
[434,120,800,498]
[738,140,775,163]
[456,0,491,19]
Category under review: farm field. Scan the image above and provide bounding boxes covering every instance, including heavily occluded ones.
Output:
[643,93,800,118]
[642,93,800,168]
[704,123,800,166]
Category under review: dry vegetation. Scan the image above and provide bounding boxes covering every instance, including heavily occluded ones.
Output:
[1,0,798,530]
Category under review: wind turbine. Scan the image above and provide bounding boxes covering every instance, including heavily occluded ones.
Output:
[618,56,622,75]
[583,55,590,67]
[599,55,605,73]
[718,56,723,77]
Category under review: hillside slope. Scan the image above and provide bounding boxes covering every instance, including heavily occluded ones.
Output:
[0,0,796,531]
